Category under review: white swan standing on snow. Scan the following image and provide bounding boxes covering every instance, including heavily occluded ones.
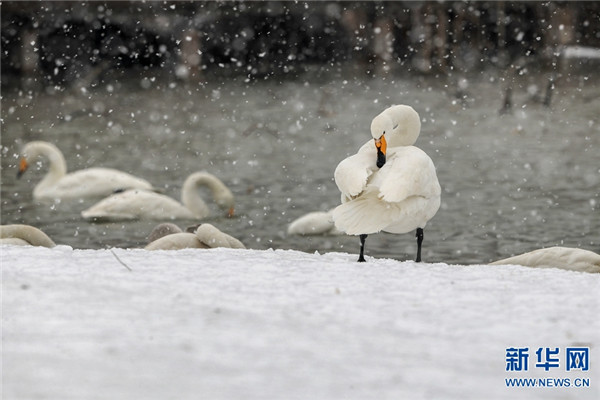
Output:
[145,223,245,250]
[81,171,235,221]
[490,247,600,273]
[287,209,343,236]
[333,105,441,262]
[17,141,154,199]
[0,224,56,247]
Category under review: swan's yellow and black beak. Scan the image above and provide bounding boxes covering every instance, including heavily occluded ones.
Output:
[17,158,28,179]
[375,135,386,168]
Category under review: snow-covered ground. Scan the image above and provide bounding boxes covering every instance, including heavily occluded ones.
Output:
[2,245,598,400]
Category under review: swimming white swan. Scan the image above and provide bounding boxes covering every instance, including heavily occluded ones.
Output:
[145,223,245,250]
[333,104,441,262]
[17,141,154,199]
[287,209,343,236]
[490,247,600,274]
[81,171,235,221]
[0,224,56,247]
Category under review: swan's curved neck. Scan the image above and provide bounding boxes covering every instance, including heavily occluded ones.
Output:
[181,172,233,217]
[27,142,68,187]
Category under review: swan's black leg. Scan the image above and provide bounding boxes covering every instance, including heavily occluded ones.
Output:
[358,234,368,262]
[416,228,424,262]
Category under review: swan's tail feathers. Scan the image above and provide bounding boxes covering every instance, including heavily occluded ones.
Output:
[332,194,435,236]
[332,197,393,235]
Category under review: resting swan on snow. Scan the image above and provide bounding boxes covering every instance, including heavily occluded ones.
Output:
[287,209,343,236]
[145,223,245,250]
[490,247,600,274]
[17,141,153,199]
[333,105,441,262]
[81,171,235,221]
[0,224,56,247]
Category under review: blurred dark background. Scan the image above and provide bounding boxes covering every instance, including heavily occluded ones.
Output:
[2,1,600,90]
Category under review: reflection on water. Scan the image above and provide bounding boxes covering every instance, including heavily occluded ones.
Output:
[1,69,598,264]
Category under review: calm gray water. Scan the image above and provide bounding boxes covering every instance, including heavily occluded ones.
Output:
[1,68,598,264]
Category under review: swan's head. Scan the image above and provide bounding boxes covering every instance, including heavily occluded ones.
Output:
[17,141,65,179]
[209,180,235,217]
[216,193,235,218]
[210,180,235,218]
[370,115,392,169]
[369,105,422,168]
[370,114,394,141]
[16,142,39,178]
[17,157,29,178]
[184,171,236,218]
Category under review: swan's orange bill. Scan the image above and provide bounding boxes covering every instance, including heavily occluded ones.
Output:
[375,135,387,168]
[17,158,29,178]
[228,206,235,218]
[374,135,387,155]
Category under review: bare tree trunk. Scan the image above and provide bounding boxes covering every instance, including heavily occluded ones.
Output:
[411,3,433,73]
[372,16,394,73]
[434,5,448,72]
[496,1,509,66]
[176,28,202,81]
[20,29,40,90]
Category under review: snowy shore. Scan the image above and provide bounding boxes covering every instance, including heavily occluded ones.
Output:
[2,245,598,400]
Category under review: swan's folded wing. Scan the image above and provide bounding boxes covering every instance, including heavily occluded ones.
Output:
[81,190,147,221]
[195,224,245,249]
[334,148,377,198]
[377,149,441,204]
[332,187,406,235]
[56,168,153,196]
[145,233,202,250]
[82,190,193,220]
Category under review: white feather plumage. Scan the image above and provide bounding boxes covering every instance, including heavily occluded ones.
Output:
[333,105,441,237]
